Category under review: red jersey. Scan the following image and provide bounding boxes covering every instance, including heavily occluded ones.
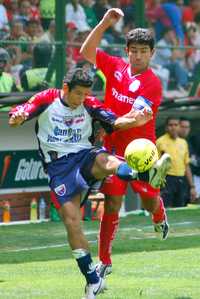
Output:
[96,49,162,156]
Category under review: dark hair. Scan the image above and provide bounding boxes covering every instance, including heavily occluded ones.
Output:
[161,26,174,37]
[0,48,10,62]
[126,28,155,50]
[180,116,190,122]
[165,116,180,125]
[63,67,94,90]
[33,42,52,67]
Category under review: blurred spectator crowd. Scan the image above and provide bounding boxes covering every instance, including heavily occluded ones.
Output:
[1,0,200,95]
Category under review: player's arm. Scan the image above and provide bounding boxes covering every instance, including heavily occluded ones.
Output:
[9,89,59,127]
[123,96,154,127]
[80,8,124,64]
[84,96,148,132]
[184,143,197,202]
[115,107,153,128]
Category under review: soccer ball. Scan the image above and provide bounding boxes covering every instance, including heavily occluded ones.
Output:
[124,138,159,172]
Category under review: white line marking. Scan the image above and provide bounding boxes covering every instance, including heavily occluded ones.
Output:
[2,220,200,253]
[0,219,50,226]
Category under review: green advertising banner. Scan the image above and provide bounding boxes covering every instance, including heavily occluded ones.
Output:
[0,150,48,189]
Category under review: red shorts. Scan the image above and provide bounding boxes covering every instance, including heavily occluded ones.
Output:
[101,175,160,199]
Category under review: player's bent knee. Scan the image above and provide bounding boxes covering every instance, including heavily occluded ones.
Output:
[141,196,160,213]
[63,215,80,229]
[94,153,120,176]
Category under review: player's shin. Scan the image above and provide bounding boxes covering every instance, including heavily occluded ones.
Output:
[152,196,166,223]
[99,212,119,266]
[72,248,99,284]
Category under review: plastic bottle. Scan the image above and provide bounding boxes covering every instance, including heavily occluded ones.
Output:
[30,198,38,222]
[3,200,11,223]
[50,202,60,222]
[39,197,46,220]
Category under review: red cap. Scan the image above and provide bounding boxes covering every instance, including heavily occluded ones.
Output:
[67,22,77,30]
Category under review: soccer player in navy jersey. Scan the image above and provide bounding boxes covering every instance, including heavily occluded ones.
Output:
[9,68,170,299]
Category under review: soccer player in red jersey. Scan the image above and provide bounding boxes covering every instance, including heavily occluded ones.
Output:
[80,8,170,276]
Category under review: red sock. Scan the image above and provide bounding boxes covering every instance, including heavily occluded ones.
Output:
[152,197,166,223]
[98,212,119,265]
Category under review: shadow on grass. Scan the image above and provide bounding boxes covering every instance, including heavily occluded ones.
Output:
[175,297,193,299]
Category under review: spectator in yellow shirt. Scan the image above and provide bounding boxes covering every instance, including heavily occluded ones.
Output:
[156,116,196,207]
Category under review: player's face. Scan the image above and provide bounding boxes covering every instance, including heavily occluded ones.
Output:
[66,85,91,109]
[166,119,180,139]
[126,43,154,74]
[179,120,191,138]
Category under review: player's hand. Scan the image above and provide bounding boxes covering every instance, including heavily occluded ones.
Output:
[101,8,124,28]
[9,110,28,127]
[125,107,153,124]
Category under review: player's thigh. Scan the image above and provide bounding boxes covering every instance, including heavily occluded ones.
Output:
[101,173,128,196]
[130,180,160,212]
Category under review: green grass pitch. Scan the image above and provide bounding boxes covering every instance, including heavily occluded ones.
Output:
[1,207,200,299]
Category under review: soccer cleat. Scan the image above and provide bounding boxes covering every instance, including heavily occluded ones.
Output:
[96,262,112,278]
[154,220,169,240]
[82,277,106,299]
[148,153,171,188]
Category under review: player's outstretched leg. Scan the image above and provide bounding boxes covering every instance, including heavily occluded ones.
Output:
[117,153,172,188]
[147,153,172,188]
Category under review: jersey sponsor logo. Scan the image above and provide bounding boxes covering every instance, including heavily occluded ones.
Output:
[47,128,82,143]
[112,87,135,104]
[51,117,63,124]
[47,134,60,142]
[53,127,82,142]
[74,117,84,124]
[54,184,66,196]
[54,126,74,137]
[114,71,122,82]
[129,80,140,92]
[63,116,74,127]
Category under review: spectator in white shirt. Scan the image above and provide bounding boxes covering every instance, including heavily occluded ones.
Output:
[66,0,90,33]
[0,0,9,33]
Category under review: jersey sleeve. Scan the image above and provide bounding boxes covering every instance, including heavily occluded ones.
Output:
[96,49,121,79]
[9,88,60,120]
[137,77,162,112]
[84,96,117,133]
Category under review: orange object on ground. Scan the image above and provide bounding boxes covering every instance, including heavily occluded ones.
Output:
[3,200,11,223]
